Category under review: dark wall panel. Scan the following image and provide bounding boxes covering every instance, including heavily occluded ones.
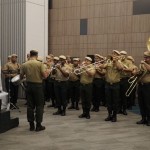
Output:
[133,0,150,15]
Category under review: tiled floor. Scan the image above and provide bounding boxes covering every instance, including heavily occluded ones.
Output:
[0,101,150,150]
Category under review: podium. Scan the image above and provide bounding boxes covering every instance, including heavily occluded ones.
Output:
[0,92,19,133]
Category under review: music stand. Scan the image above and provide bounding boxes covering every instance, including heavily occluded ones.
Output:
[2,70,21,112]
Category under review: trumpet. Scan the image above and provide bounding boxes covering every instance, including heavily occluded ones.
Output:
[74,59,106,75]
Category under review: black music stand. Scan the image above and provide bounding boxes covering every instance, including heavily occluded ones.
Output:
[2,70,21,112]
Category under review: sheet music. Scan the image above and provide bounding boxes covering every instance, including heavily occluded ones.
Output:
[0,59,2,92]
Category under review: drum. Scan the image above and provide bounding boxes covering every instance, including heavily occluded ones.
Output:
[11,75,21,85]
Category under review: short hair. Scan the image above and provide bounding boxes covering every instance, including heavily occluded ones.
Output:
[30,50,38,57]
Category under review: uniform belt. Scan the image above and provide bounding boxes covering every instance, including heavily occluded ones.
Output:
[81,83,92,86]
[55,80,67,83]
[139,82,150,85]
[107,82,119,85]
[50,77,55,80]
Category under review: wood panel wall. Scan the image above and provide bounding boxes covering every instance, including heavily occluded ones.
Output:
[48,0,150,64]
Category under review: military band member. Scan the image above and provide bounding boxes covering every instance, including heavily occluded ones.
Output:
[47,56,59,108]
[3,54,20,109]
[119,51,133,115]
[136,51,150,126]
[68,58,80,110]
[79,57,96,119]
[44,55,53,102]
[20,50,48,131]
[91,54,106,112]
[126,56,138,109]
[101,50,123,122]
[53,55,70,116]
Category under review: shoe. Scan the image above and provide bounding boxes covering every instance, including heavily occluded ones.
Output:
[78,113,86,118]
[136,119,147,125]
[91,107,96,112]
[53,110,62,115]
[105,115,112,121]
[95,108,99,112]
[117,110,123,114]
[111,116,117,122]
[75,106,79,110]
[35,125,46,132]
[122,110,128,115]
[68,105,75,109]
[147,121,150,126]
[61,110,66,116]
[86,114,91,119]
[47,104,55,108]
[29,122,35,131]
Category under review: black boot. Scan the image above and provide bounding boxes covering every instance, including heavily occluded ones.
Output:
[53,107,62,115]
[36,123,45,132]
[111,111,117,122]
[75,102,79,110]
[61,107,66,116]
[147,117,150,126]
[86,109,91,119]
[105,110,112,121]
[79,108,86,118]
[29,122,35,131]
[91,107,96,112]
[68,103,75,109]
[122,109,128,115]
[95,107,100,112]
[136,116,147,124]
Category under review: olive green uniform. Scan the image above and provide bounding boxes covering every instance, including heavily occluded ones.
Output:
[20,59,46,124]
[105,61,121,120]
[119,59,133,113]
[3,62,20,105]
[80,64,96,116]
[138,65,150,124]
[92,66,105,111]
[54,64,70,113]
[68,65,80,109]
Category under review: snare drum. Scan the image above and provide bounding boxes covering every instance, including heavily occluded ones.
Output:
[11,75,21,85]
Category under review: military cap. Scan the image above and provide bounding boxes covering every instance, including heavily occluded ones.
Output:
[113,50,120,55]
[11,54,17,57]
[46,55,52,59]
[59,55,66,60]
[94,54,104,59]
[85,57,92,62]
[144,51,150,57]
[8,55,11,58]
[120,51,127,55]
[37,56,43,62]
[54,57,59,60]
[127,56,134,62]
[73,58,80,61]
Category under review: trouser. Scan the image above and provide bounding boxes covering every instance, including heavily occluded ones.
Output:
[119,78,129,110]
[92,78,105,109]
[54,81,68,109]
[138,83,150,119]
[105,82,120,113]
[67,81,72,103]
[26,82,44,123]
[70,80,80,105]
[5,78,19,104]
[80,83,92,111]
[47,78,56,104]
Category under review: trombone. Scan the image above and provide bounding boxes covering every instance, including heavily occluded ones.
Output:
[125,70,146,97]
[74,59,106,75]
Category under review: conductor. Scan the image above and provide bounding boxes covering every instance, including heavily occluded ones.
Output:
[20,50,48,131]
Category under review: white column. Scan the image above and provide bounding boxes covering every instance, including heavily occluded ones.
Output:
[26,0,48,59]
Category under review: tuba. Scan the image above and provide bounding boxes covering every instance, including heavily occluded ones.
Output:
[147,37,150,51]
